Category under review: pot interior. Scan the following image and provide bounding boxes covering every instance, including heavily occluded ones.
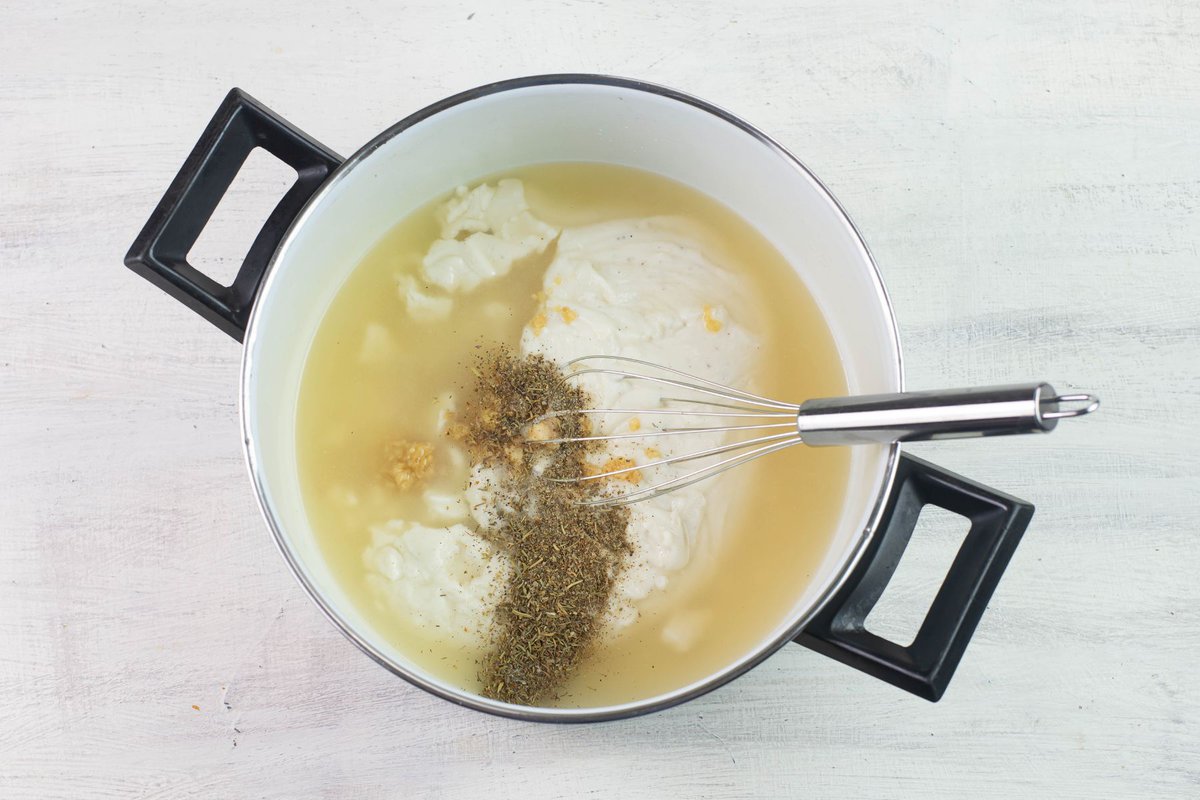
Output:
[243,78,901,717]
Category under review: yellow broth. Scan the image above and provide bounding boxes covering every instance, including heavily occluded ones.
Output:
[295,163,850,706]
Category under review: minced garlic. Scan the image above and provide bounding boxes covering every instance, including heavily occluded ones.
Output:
[385,440,435,490]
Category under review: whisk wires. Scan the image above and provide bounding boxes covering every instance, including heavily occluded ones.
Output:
[523,356,803,507]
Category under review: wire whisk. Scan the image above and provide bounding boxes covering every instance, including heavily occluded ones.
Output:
[524,355,1099,507]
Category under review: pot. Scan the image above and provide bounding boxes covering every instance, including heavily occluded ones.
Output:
[126,75,1035,721]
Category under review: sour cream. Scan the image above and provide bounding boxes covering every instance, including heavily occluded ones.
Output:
[519,216,758,629]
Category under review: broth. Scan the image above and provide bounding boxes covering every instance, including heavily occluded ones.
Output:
[295,163,849,706]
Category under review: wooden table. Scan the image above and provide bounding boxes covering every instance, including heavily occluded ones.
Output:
[3,1,1196,797]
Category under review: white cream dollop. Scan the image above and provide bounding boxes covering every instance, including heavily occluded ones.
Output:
[363,519,509,644]
[521,216,758,627]
[421,180,559,293]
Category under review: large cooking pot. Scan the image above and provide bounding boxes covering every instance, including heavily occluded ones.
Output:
[126,75,1036,721]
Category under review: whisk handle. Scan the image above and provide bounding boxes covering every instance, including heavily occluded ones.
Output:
[797,383,1100,445]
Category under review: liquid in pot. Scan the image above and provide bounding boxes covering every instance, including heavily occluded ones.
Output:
[295,163,850,706]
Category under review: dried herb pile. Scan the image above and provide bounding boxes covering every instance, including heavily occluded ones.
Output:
[458,348,630,706]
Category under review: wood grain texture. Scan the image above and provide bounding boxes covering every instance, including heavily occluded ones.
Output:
[1,0,1197,797]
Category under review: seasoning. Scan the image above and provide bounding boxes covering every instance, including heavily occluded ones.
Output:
[384,439,434,490]
[459,348,630,706]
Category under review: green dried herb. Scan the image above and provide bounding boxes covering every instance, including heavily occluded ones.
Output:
[458,348,630,706]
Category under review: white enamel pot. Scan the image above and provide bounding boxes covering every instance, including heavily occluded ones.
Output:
[126,75,1036,721]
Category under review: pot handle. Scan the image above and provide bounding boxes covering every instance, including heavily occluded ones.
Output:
[794,453,1033,701]
[124,88,343,342]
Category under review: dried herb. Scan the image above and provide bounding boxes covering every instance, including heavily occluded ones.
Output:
[459,348,630,706]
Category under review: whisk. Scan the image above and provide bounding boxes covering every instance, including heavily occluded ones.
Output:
[524,355,1099,507]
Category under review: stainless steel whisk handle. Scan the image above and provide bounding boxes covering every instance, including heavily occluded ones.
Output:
[796,383,1100,446]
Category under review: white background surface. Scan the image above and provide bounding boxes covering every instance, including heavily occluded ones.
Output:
[2,1,1197,797]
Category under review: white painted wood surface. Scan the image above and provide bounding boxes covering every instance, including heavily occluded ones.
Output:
[2,0,1197,797]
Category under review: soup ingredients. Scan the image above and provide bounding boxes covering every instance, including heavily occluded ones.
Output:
[364,519,507,643]
[519,216,759,630]
[461,349,631,705]
[368,190,764,679]
[396,178,559,323]
[422,180,559,294]
[296,162,852,707]
[384,439,435,490]
[459,348,587,464]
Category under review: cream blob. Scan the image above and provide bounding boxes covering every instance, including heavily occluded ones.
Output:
[421,180,558,293]
[520,216,759,635]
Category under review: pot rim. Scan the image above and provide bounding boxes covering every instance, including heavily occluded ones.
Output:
[239,73,903,722]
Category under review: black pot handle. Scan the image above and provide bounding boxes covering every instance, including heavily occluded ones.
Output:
[124,88,343,342]
[795,453,1033,701]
